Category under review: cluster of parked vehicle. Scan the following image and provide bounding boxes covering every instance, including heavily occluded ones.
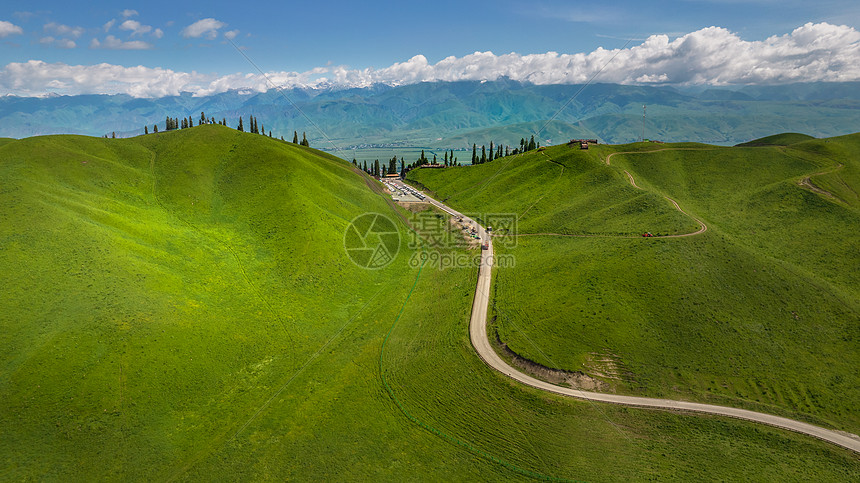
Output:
[385,181,425,201]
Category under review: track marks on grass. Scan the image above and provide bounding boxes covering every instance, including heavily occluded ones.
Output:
[519,152,565,220]
[799,163,845,202]
[147,149,295,343]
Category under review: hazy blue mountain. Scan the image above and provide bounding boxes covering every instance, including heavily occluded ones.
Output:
[2,80,859,148]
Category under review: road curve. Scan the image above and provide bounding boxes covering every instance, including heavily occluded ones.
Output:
[393,179,860,454]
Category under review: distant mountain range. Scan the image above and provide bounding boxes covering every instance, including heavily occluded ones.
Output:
[3,80,860,149]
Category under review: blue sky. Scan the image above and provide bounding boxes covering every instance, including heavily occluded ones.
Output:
[1,1,859,96]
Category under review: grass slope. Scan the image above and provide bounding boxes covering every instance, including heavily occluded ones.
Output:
[408,145,699,236]
[736,132,816,146]
[407,136,860,436]
[1,126,857,480]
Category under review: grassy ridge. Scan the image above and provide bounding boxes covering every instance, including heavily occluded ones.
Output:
[736,132,816,146]
[1,127,858,480]
[407,135,860,434]
[0,126,422,479]
[409,144,699,236]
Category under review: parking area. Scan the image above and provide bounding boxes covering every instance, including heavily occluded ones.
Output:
[383,180,425,203]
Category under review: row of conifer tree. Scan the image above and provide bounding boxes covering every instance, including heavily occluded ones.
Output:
[140,112,310,147]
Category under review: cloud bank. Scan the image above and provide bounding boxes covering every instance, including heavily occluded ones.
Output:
[2,22,859,98]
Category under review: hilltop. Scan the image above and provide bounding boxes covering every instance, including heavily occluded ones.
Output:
[737,132,816,146]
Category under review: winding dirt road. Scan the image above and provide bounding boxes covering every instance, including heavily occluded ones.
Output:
[798,163,844,201]
[395,172,860,454]
[609,150,709,237]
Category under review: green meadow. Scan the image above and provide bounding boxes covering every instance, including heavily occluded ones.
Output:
[408,135,860,436]
[1,125,857,480]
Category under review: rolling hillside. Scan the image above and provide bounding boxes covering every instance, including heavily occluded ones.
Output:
[407,134,860,436]
[1,126,857,480]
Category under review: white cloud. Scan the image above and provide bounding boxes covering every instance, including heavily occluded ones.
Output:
[120,19,152,36]
[181,18,225,40]
[0,20,24,38]
[40,35,77,49]
[321,22,860,87]
[44,22,84,38]
[103,19,115,32]
[0,60,202,98]
[224,29,239,40]
[4,23,860,98]
[121,9,138,18]
[90,35,153,50]
[153,28,163,39]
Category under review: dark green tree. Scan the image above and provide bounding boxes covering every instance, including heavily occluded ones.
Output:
[144,125,148,134]
[200,112,206,124]
[489,141,494,162]
[153,124,158,133]
[363,160,368,173]
[388,156,396,174]
[111,132,116,138]
[528,135,536,151]
[472,144,477,164]
[293,131,298,143]
[301,132,309,146]
[480,145,486,164]
[238,117,244,132]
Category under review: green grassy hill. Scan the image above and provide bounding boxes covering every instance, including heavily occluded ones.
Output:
[1,126,857,481]
[408,134,860,436]
[736,132,816,146]
[0,126,423,479]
